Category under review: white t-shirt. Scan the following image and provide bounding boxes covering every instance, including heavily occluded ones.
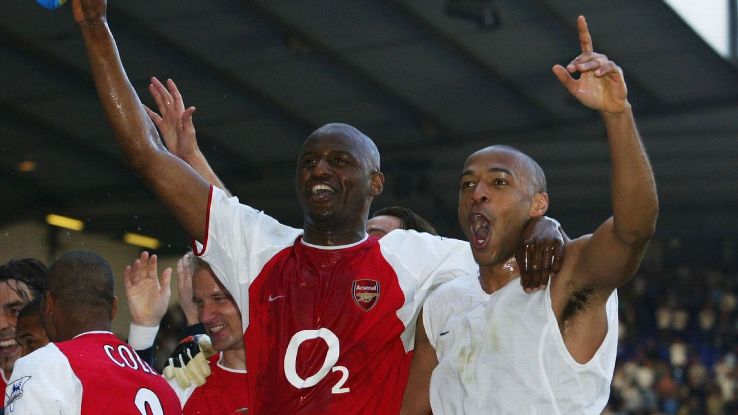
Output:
[425,274,618,415]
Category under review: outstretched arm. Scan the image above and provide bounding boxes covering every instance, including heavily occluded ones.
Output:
[73,0,210,241]
[400,310,435,415]
[145,77,231,195]
[553,16,658,295]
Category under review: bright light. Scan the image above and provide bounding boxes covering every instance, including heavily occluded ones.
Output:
[17,160,37,173]
[46,214,84,232]
[664,0,729,57]
[123,232,161,250]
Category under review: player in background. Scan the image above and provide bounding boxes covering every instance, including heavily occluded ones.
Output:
[0,258,47,406]
[126,251,249,414]
[5,250,180,414]
[14,297,49,358]
[367,206,438,238]
[71,0,565,412]
[400,16,658,415]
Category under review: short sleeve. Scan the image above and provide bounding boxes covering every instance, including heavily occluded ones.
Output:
[191,186,303,331]
[6,344,81,414]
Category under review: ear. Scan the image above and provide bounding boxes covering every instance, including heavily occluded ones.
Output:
[42,291,55,316]
[369,172,384,197]
[529,192,549,218]
[110,296,118,320]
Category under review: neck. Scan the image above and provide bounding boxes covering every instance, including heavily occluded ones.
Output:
[302,220,368,246]
[57,320,112,342]
[221,348,246,370]
[478,256,520,294]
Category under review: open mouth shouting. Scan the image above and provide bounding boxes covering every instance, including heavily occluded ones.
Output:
[469,213,492,249]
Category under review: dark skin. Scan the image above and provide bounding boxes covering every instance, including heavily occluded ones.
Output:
[41,291,118,343]
[70,0,565,276]
[401,16,658,414]
[16,314,49,358]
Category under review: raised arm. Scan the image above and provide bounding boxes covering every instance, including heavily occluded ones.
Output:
[553,16,658,296]
[72,0,210,241]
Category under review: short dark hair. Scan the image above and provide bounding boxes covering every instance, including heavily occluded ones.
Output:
[371,206,438,235]
[46,251,115,311]
[0,258,47,302]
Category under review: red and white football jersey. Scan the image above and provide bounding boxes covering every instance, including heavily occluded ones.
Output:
[168,353,249,414]
[194,186,476,414]
[5,331,180,414]
[0,367,7,407]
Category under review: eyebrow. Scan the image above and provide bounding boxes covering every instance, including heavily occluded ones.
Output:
[3,301,26,310]
[459,167,513,179]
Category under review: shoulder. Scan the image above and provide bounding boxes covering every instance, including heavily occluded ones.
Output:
[13,343,68,373]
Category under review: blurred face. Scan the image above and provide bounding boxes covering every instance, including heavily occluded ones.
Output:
[367,215,403,238]
[192,267,243,352]
[296,130,382,229]
[16,314,48,357]
[0,280,34,360]
[458,148,543,267]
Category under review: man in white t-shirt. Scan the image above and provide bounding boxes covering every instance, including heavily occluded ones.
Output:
[401,16,659,415]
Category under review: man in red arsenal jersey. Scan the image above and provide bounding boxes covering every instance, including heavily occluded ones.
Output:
[5,250,180,414]
[71,0,564,412]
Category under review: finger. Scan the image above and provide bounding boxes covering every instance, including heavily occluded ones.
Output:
[148,254,158,283]
[167,79,185,111]
[552,65,576,93]
[576,56,608,73]
[541,246,554,280]
[161,267,173,297]
[531,239,545,289]
[123,265,133,289]
[148,82,166,113]
[594,61,617,77]
[151,77,174,108]
[517,243,533,290]
[551,241,565,275]
[578,15,593,54]
[129,259,143,284]
[143,105,163,126]
[182,106,196,132]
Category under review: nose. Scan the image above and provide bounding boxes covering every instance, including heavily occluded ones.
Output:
[0,311,14,332]
[311,158,331,177]
[471,182,489,204]
[198,303,217,325]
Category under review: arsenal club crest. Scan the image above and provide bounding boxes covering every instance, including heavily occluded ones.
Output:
[352,279,380,311]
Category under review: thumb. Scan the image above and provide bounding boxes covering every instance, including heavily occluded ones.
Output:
[552,65,576,91]
[160,267,173,297]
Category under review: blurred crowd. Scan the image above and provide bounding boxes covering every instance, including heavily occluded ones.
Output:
[605,263,738,415]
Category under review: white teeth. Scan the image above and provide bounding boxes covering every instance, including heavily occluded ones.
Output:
[209,324,225,334]
[0,339,16,348]
[312,184,334,195]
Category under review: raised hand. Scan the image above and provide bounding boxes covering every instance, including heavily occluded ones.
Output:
[552,16,628,114]
[71,0,106,23]
[177,254,200,326]
[145,77,199,160]
[123,251,172,327]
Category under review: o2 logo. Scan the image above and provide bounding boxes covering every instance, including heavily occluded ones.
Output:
[283,329,350,394]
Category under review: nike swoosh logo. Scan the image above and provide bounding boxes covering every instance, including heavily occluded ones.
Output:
[440,331,450,336]
[268,295,286,302]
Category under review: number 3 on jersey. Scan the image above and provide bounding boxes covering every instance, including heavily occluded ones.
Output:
[284,328,350,394]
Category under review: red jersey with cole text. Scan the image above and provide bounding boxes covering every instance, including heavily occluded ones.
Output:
[5,331,180,414]
[195,186,476,414]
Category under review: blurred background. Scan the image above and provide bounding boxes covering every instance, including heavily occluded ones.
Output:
[1,1,738,413]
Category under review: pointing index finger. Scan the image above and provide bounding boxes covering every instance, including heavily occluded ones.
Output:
[578,15,593,54]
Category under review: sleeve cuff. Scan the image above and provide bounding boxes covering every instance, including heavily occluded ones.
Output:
[128,323,160,350]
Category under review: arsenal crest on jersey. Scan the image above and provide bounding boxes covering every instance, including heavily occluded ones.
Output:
[352,279,380,311]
